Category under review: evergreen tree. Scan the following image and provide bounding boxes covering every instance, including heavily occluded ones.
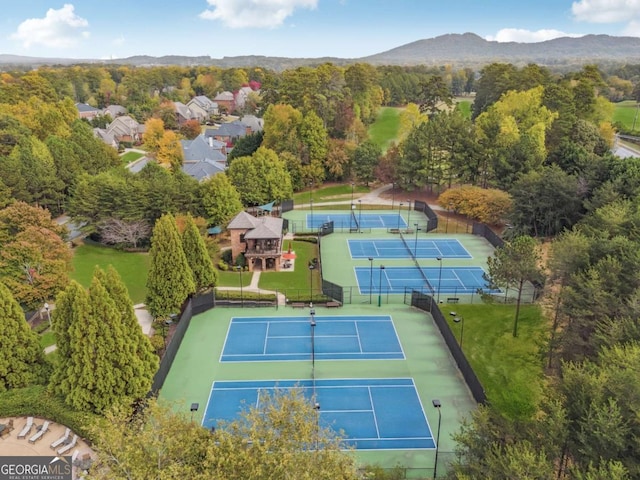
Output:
[181,214,217,292]
[146,213,195,319]
[0,282,45,392]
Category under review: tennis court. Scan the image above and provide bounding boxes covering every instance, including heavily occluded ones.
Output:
[355,266,494,294]
[307,213,405,230]
[203,378,435,450]
[221,315,404,362]
[349,238,472,259]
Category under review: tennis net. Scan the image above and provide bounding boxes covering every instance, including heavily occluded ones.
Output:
[351,209,359,231]
[400,232,435,295]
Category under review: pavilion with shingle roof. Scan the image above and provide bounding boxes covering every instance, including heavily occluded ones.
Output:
[227,211,284,272]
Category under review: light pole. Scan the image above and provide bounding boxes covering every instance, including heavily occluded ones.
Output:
[436,256,443,304]
[190,403,199,423]
[314,402,321,450]
[310,307,316,369]
[406,200,411,227]
[454,316,464,350]
[377,265,385,307]
[391,182,396,210]
[358,199,362,232]
[397,202,403,230]
[432,399,442,479]
[235,266,243,306]
[310,199,314,232]
[44,302,51,328]
[368,257,374,304]
[309,263,315,304]
[414,223,421,257]
[446,202,452,234]
[351,182,355,205]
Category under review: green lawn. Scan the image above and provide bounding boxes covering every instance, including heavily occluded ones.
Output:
[258,240,319,299]
[368,107,401,152]
[120,151,145,164]
[613,100,640,132]
[292,184,370,205]
[71,242,150,304]
[440,303,547,421]
[455,100,472,119]
[39,331,56,349]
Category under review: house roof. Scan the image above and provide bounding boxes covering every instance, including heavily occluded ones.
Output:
[93,128,117,147]
[103,105,127,117]
[181,159,225,182]
[214,91,234,102]
[181,135,227,163]
[106,116,142,137]
[245,217,283,239]
[174,102,196,120]
[227,212,283,239]
[76,102,100,113]
[189,96,218,112]
[214,121,247,139]
[240,115,264,132]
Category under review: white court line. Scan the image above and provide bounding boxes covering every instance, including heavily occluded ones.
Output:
[368,387,381,438]
[354,322,364,353]
[263,322,270,354]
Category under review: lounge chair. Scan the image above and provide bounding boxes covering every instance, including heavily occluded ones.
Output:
[17,417,33,439]
[57,434,78,455]
[28,420,50,443]
[50,428,70,449]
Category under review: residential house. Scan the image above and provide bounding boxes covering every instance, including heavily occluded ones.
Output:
[173,102,197,126]
[92,128,118,149]
[239,114,264,133]
[180,134,227,182]
[102,104,127,119]
[187,96,219,123]
[106,115,144,144]
[234,86,256,111]
[206,121,250,149]
[213,91,235,113]
[227,211,284,272]
[76,103,101,121]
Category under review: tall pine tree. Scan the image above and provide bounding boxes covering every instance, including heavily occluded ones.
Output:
[181,214,217,292]
[0,282,45,392]
[52,273,157,413]
[146,213,195,319]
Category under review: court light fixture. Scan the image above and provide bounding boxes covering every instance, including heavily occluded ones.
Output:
[432,399,442,479]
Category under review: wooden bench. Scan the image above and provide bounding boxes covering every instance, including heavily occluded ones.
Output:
[326,301,341,308]
[291,302,305,308]
[389,228,400,234]
[446,297,460,304]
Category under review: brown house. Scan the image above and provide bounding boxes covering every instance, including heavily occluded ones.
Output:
[228,212,284,272]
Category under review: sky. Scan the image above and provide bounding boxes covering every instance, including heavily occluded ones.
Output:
[1,0,639,60]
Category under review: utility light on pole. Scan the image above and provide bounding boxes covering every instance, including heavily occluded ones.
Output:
[368,257,374,304]
[377,265,385,307]
[310,307,316,369]
[454,316,464,350]
[414,223,421,257]
[235,266,243,306]
[309,263,315,304]
[432,399,442,479]
[358,199,362,233]
[436,256,443,304]
[406,199,411,227]
[44,302,51,328]
[397,203,403,230]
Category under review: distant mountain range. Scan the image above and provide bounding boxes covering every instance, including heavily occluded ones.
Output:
[2,33,640,71]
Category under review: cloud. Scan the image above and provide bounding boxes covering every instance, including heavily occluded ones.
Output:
[113,35,125,47]
[10,4,89,49]
[571,0,640,23]
[199,0,318,28]
[486,28,584,43]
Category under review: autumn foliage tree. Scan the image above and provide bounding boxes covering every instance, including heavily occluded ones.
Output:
[439,185,512,225]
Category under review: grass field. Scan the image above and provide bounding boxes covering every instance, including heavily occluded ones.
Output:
[71,242,150,304]
[455,100,472,119]
[120,151,144,164]
[291,183,370,205]
[258,240,318,295]
[613,100,640,132]
[368,107,401,152]
[39,331,56,349]
[440,303,546,421]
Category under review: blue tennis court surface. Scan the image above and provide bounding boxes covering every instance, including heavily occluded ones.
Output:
[203,378,434,450]
[221,315,404,362]
[307,213,405,230]
[356,266,495,294]
[349,238,472,259]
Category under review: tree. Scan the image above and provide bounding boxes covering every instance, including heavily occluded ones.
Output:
[0,281,45,392]
[99,218,151,249]
[228,147,293,206]
[157,130,184,171]
[228,130,263,161]
[52,271,157,413]
[179,119,202,140]
[200,173,243,226]
[89,390,359,479]
[352,140,381,186]
[146,213,195,319]
[181,214,217,292]
[486,236,544,337]
[142,117,165,152]
[438,185,512,225]
[262,103,303,157]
